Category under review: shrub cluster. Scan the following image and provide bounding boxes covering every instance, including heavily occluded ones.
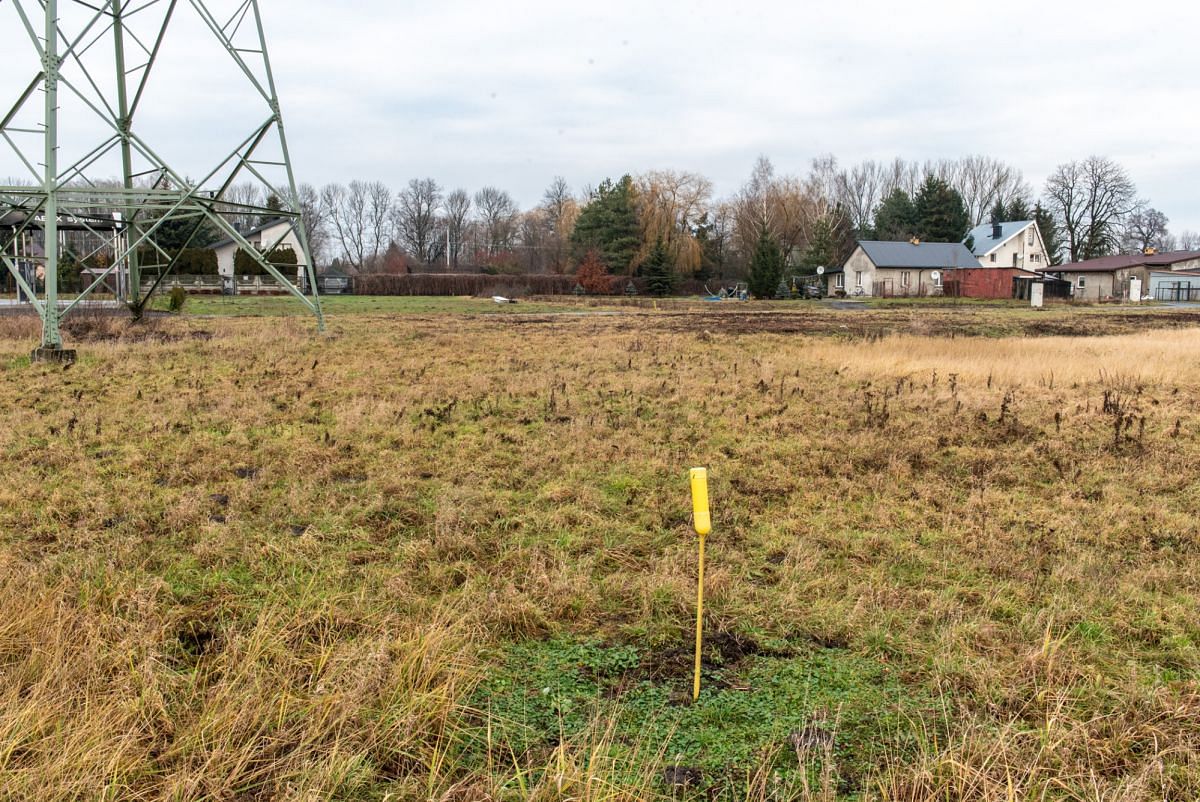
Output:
[234,246,298,277]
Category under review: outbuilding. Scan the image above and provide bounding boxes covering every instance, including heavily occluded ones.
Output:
[1043,251,1200,302]
[1148,270,1200,302]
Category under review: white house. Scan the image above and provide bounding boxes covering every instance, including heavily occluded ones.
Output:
[828,240,980,297]
[211,218,303,279]
[965,220,1050,271]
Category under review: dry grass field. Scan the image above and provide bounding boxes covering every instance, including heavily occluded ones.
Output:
[2,301,1199,801]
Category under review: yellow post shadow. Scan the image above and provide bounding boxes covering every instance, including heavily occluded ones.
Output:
[689,467,711,702]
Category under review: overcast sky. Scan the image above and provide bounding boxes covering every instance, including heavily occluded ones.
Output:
[5,0,1200,231]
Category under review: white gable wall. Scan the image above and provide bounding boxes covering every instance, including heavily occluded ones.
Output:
[841,246,876,296]
[214,220,302,278]
[974,224,1050,271]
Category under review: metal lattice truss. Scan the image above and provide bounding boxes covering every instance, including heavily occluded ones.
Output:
[1,0,324,348]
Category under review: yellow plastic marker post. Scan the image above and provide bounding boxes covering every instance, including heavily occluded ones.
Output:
[689,468,711,702]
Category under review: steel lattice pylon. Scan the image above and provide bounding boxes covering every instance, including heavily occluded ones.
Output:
[1,0,324,358]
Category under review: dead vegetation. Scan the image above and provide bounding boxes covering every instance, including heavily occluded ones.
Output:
[1,307,1199,799]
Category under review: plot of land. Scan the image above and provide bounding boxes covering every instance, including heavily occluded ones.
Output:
[1,301,1199,800]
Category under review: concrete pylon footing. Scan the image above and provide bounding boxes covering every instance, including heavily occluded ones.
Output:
[31,347,77,365]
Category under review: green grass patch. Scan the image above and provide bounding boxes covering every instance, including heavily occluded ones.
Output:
[472,637,935,796]
[149,294,593,317]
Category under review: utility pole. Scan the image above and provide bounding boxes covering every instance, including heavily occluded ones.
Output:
[36,0,65,359]
[112,0,141,310]
[1,0,325,362]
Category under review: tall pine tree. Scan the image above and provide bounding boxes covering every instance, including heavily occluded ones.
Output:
[570,175,640,273]
[1034,203,1063,266]
[641,238,676,296]
[748,228,784,299]
[1005,197,1031,222]
[872,189,919,241]
[914,175,970,243]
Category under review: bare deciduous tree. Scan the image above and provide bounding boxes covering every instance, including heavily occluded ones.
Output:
[296,182,328,263]
[1122,207,1171,254]
[474,186,519,254]
[953,155,1033,226]
[518,208,549,273]
[321,180,392,270]
[835,160,887,234]
[217,182,264,232]
[1178,230,1200,251]
[393,178,444,265]
[444,189,472,268]
[541,176,579,272]
[1044,156,1138,262]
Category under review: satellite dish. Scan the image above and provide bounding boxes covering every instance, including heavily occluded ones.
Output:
[816,266,825,275]
[930,271,941,281]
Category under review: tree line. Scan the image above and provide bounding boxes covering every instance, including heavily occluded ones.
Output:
[217,154,1191,285]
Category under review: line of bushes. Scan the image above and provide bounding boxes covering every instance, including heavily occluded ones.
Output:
[352,273,717,297]
[136,248,219,275]
[354,273,578,296]
[234,247,297,277]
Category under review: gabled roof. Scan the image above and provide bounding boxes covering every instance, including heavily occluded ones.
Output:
[856,240,979,269]
[1046,251,1200,273]
[965,220,1035,256]
[209,217,295,251]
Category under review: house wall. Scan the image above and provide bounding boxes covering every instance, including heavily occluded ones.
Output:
[841,247,875,296]
[216,222,302,278]
[835,248,954,297]
[871,268,942,297]
[1059,271,1117,301]
[824,272,846,295]
[975,225,1050,271]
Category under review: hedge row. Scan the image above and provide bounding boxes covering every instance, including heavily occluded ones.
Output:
[354,273,578,296]
[235,246,298,277]
[136,248,218,275]
[352,273,720,297]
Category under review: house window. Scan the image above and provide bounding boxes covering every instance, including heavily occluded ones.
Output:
[1027,231,1035,246]
[1013,253,1019,268]
[1030,253,1041,263]
[901,271,911,287]
[933,272,943,288]
[989,253,997,263]
[855,271,863,287]
[1077,276,1086,289]
[835,273,844,289]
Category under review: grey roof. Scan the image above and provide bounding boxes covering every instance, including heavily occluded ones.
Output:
[964,220,1035,256]
[856,241,980,269]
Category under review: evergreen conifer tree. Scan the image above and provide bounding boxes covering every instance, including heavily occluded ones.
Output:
[747,228,784,299]
[914,175,970,243]
[1005,197,1032,222]
[641,238,676,296]
[1034,203,1064,266]
[873,189,919,241]
[570,175,640,273]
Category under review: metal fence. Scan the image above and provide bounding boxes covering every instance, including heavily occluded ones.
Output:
[1154,285,1200,302]
[142,274,299,296]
